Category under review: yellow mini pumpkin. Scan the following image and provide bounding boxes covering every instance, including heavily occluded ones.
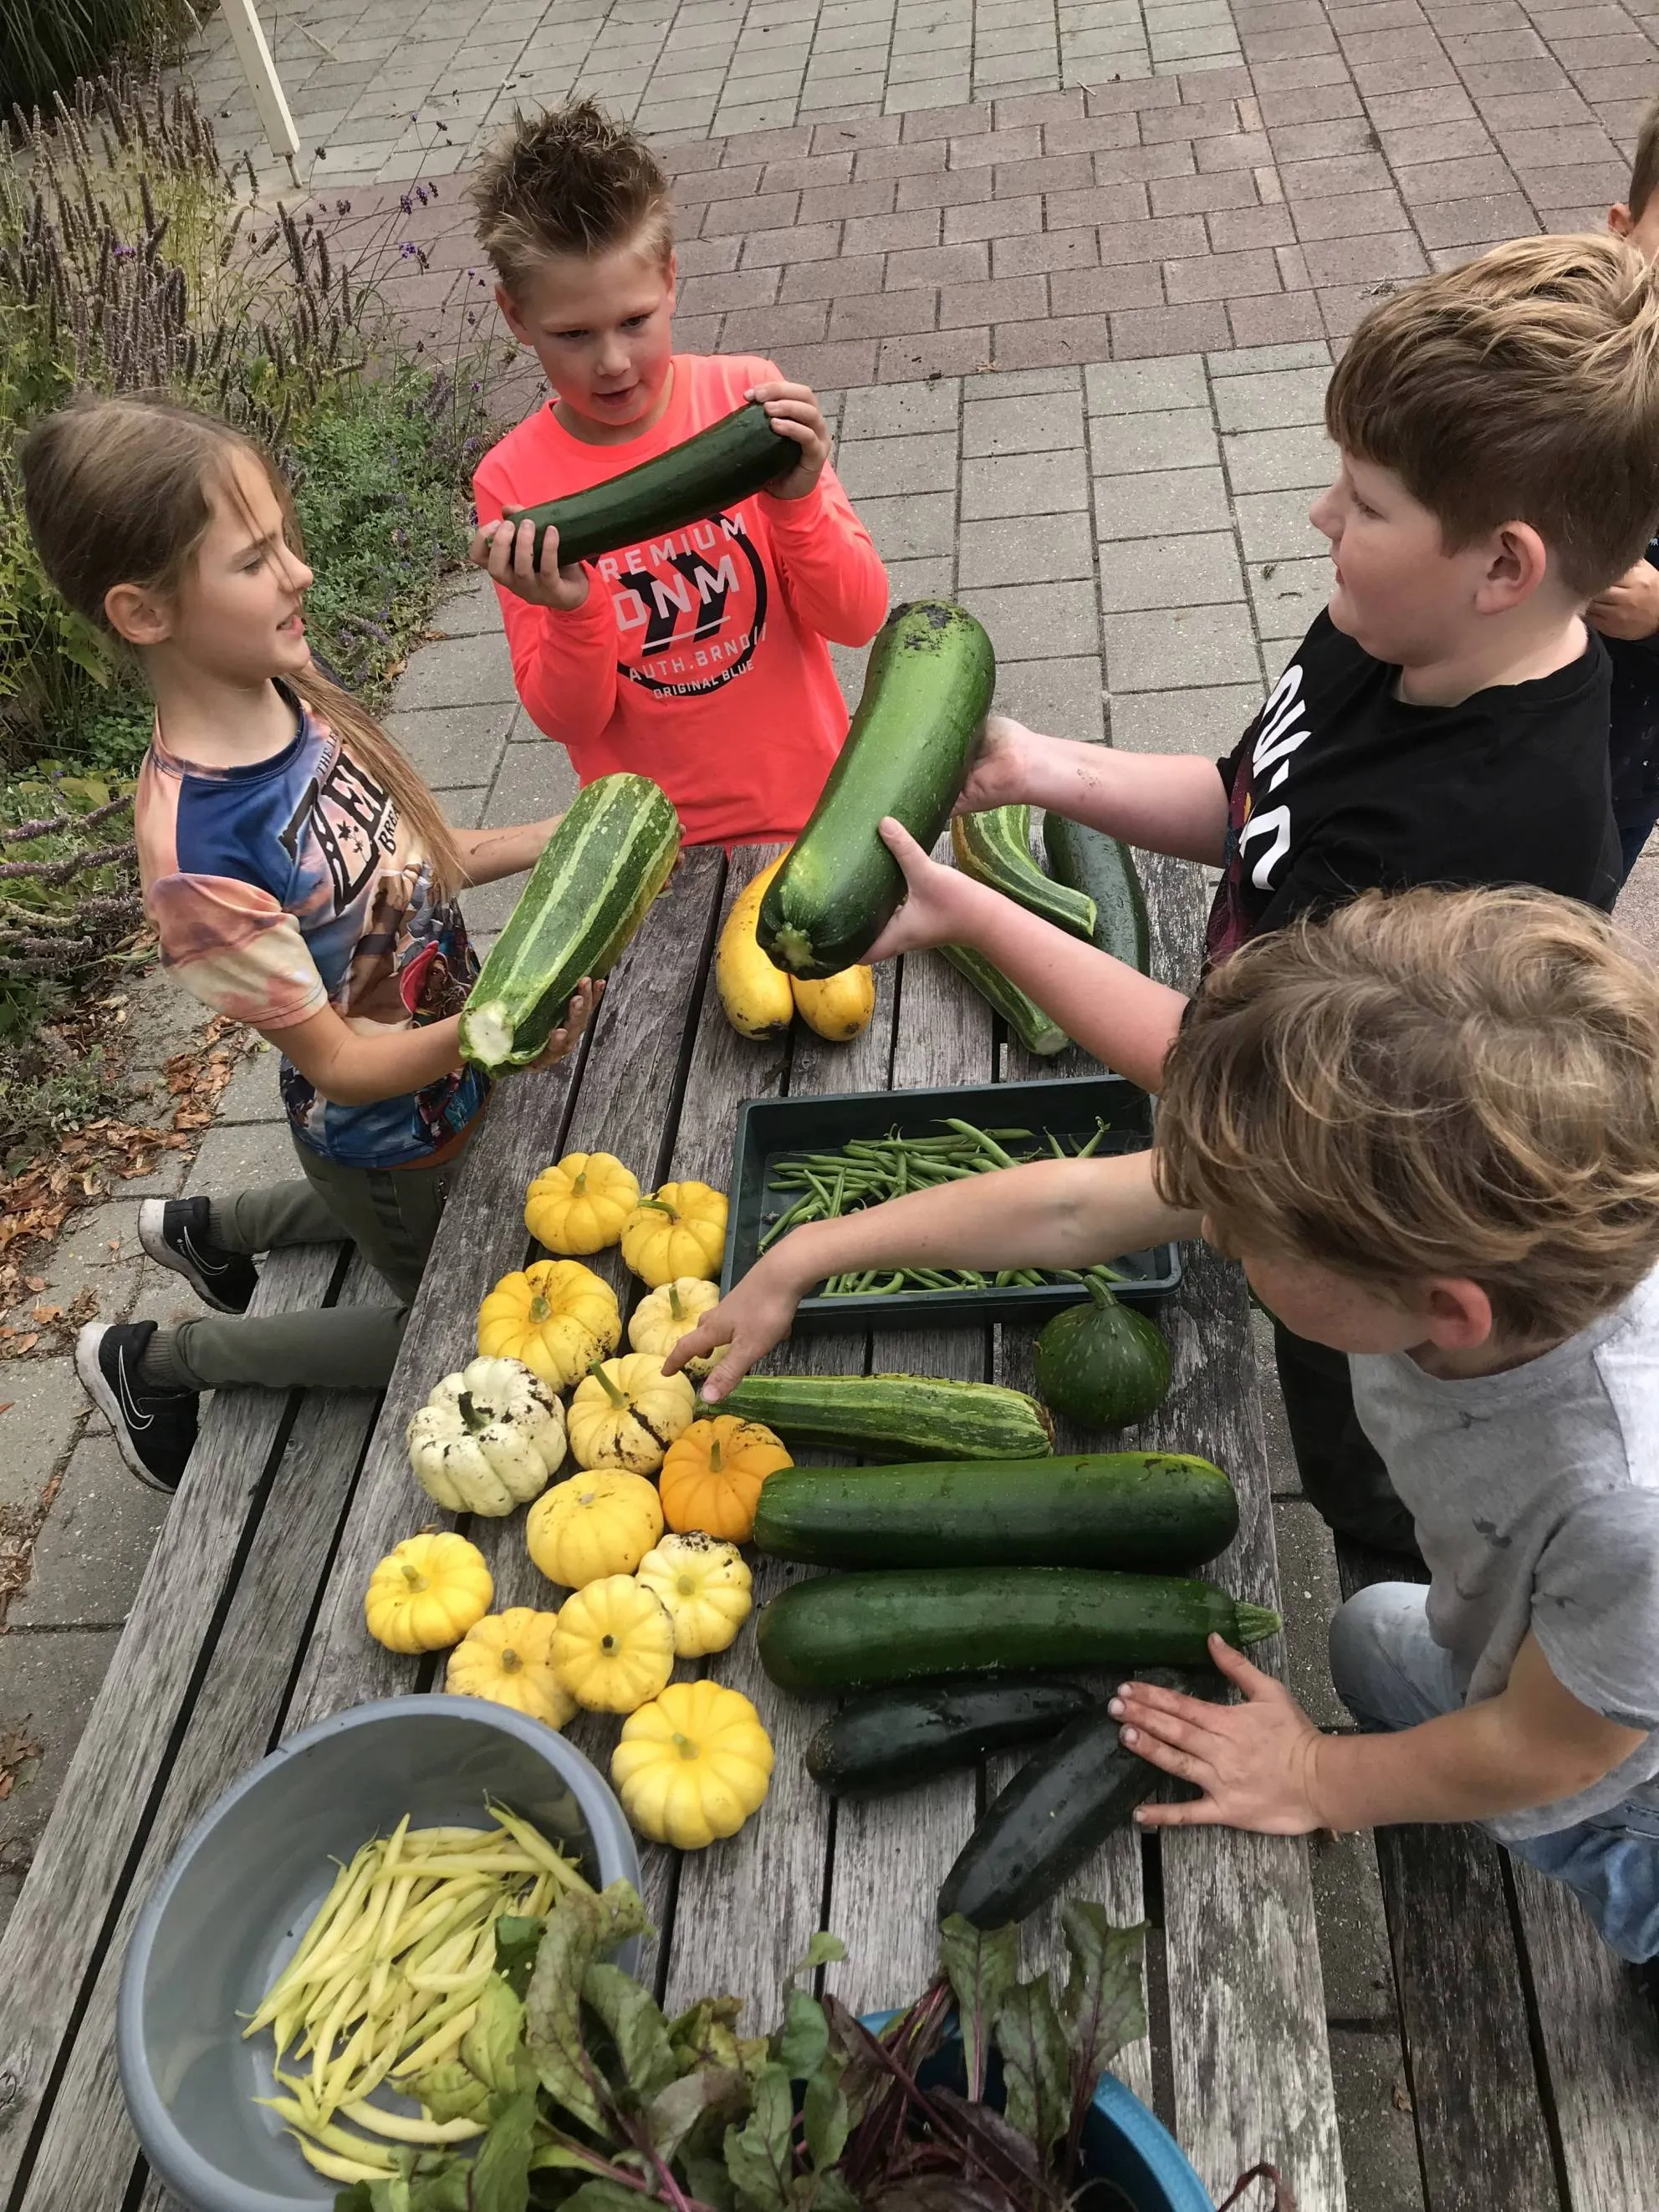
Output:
[524,1152,640,1256]
[365,1532,493,1654]
[611,1680,774,1849]
[790,965,875,1042]
[620,1180,728,1287]
[627,1277,728,1381]
[636,1532,753,1657]
[477,1259,620,1389]
[551,1575,676,1713]
[658,1414,791,1542]
[527,1468,663,1589]
[445,1608,575,1728]
[567,1353,697,1475]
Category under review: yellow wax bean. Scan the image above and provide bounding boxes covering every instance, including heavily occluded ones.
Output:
[291,2135,397,2184]
[391,1998,479,2078]
[341,2099,486,2144]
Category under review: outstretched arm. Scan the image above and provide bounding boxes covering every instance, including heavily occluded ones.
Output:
[665,1149,1197,1397]
[958,716,1232,865]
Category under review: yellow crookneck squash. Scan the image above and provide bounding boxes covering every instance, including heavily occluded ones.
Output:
[627,1277,727,1380]
[566,1353,697,1475]
[445,1608,575,1728]
[636,1532,753,1657]
[716,856,792,1041]
[790,964,875,1042]
[551,1575,676,1713]
[523,1151,640,1256]
[610,1680,774,1848]
[477,1259,620,1389]
[657,1414,791,1543]
[365,1532,493,1654]
[526,1467,664,1588]
[620,1181,728,1288]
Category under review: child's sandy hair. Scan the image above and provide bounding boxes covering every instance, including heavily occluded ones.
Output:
[1325,232,1659,598]
[470,99,674,298]
[1155,886,1659,1347]
[18,393,464,900]
[1626,89,1659,222]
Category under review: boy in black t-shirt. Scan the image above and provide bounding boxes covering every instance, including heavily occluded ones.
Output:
[854,232,1659,1558]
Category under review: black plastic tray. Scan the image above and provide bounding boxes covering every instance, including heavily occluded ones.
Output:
[721,1073,1182,1330]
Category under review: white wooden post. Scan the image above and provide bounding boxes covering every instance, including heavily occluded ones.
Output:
[216,0,300,166]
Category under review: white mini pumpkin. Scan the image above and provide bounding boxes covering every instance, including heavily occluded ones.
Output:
[406,1355,565,1516]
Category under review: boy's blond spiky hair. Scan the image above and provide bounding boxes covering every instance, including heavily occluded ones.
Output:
[1156,886,1659,1348]
[470,99,675,298]
[1325,232,1659,598]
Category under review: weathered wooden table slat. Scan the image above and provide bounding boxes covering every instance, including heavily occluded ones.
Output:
[7,841,1654,2212]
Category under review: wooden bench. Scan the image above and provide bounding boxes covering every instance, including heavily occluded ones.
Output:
[0,844,1654,2212]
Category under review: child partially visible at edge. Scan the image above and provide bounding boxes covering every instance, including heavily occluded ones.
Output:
[1598,88,1659,877]
[20,395,595,1497]
[842,233,1659,1564]
[669,887,1659,1980]
[466,100,889,849]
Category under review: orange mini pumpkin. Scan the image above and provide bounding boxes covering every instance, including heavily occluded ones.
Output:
[657,1414,792,1542]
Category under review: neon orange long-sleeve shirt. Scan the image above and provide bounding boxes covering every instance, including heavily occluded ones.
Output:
[472,354,890,848]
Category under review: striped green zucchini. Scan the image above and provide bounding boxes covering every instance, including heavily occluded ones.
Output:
[457,774,681,1072]
[759,602,995,978]
[502,401,791,571]
[717,1371,1054,1460]
[1042,812,1150,975]
[951,806,1096,939]
[941,945,1068,1057]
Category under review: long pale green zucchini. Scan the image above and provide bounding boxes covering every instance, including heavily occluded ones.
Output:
[503,401,792,570]
[951,805,1096,939]
[458,773,681,1072]
[941,945,1069,1056]
[717,1371,1054,1460]
[758,602,995,978]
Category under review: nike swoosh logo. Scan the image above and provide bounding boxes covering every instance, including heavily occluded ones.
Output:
[115,1347,155,1432]
[178,1226,232,1276]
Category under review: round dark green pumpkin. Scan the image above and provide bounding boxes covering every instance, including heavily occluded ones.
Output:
[1034,1277,1171,1431]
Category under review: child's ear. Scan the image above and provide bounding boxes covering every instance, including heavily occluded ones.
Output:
[104,581,171,648]
[1421,1277,1494,1351]
[1478,522,1549,614]
[495,283,532,345]
[1611,201,1636,239]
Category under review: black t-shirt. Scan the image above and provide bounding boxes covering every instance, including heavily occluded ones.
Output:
[1206,610,1620,966]
[1606,534,1659,816]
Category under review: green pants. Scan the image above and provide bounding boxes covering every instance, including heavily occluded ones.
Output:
[160,1138,454,1392]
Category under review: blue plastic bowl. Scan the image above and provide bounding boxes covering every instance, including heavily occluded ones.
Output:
[861,2009,1212,2212]
[118,1696,641,2212]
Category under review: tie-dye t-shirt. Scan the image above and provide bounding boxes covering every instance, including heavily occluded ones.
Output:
[135,689,487,1168]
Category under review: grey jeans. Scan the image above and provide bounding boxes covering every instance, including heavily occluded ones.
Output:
[160,1137,453,1391]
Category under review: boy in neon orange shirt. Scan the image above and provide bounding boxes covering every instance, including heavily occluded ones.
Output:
[467,101,889,848]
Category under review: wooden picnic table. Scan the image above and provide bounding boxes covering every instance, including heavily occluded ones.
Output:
[2,842,1656,2212]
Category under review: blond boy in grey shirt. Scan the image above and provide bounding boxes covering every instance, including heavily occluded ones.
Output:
[676,885,1659,1970]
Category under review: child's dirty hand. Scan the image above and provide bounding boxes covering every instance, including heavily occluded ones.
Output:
[1588,557,1659,641]
[469,517,590,611]
[863,818,978,961]
[955,714,1047,814]
[526,977,603,1070]
[1110,1634,1329,1835]
[749,379,832,499]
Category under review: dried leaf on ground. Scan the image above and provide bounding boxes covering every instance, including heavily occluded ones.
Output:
[0,1725,44,1803]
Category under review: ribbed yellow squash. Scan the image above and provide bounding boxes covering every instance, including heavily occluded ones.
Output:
[567,1353,697,1475]
[477,1260,620,1389]
[527,1467,664,1588]
[611,1680,773,1848]
[523,1152,640,1256]
[716,856,793,1040]
[365,1532,493,1654]
[445,1608,575,1728]
[636,1532,753,1657]
[551,1576,675,1713]
[627,1277,727,1380]
[620,1182,728,1287]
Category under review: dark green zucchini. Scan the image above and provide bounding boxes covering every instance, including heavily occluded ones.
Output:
[718,1371,1053,1461]
[938,1679,1204,1927]
[503,400,792,570]
[758,602,994,978]
[756,1567,1279,1695]
[952,806,1096,939]
[752,1452,1238,1572]
[1042,812,1150,976]
[805,1675,1094,1798]
[941,944,1069,1057]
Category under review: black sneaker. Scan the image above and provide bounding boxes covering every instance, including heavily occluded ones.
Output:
[75,1321,199,1493]
[138,1196,258,1313]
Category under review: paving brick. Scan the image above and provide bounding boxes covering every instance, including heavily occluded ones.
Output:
[1359,81,1479,130]
[840,377,962,439]
[835,426,960,494]
[698,186,802,235]
[1233,484,1328,559]
[722,299,834,348]
[677,234,744,278]
[1139,97,1246,143]
[1095,462,1233,537]
[389,699,518,787]
[885,239,992,286]
[947,123,1043,169]
[1085,76,1185,115]
[799,177,901,220]
[1151,167,1263,214]
[759,151,858,191]
[991,314,1117,368]
[957,510,1096,585]
[936,273,1048,326]
[778,252,887,302]
[1045,261,1166,313]
[957,578,1101,657]
[1041,112,1145,155]
[1166,244,1286,299]
[393,629,518,711]
[1249,51,1355,92]
[1110,680,1265,753]
[1279,149,1395,197]
[961,447,1092,519]
[1092,405,1219,473]
[900,168,996,212]
[1092,141,1210,186]
[1299,228,1428,283]
[855,489,960,562]
[876,326,993,380]
[1510,157,1627,201]
[1249,551,1332,640]
[1409,189,1537,247]
[1095,210,1212,261]
[813,115,905,152]
[1096,528,1246,611]
[942,196,1047,242]
[1254,79,1366,126]
[738,219,845,266]
[841,207,946,253]
[1084,351,1209,412]
[853,136,951,182]
[8,1431,167,1631]
[1456,57,1573,98]
[962,385,1086,455]
[672,163,768,206]
[1288,186,1412,239]
[1224,420,1336,491]
[993,85,1089,127]
[679,265,785,316]
[901,99,996,141]
[991,227,1101,277]
[0,1362,88,1513]
[1103,601,1263,688]
[991,151,1100,196]
[827,283,940,338]
[1110,299,1233,356]
[1208,337,1332,373]
[994,655,1106,742]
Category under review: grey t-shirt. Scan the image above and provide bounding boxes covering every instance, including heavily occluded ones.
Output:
[1349,1263,1659,1841]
